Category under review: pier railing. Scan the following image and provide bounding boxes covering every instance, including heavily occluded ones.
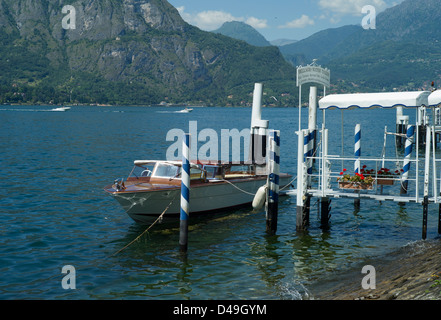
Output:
[291,89,441,238]
[308,155,420,200]
[302,136,441,205]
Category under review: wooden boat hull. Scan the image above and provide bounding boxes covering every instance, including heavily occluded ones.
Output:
[106,174,292,223]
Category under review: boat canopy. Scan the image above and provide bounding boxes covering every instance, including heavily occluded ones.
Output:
[134,160,162,166]
[134,160,200,168]
[319,91,431,110]
[428,90,441,107]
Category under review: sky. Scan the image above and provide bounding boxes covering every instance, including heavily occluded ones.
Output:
[168,0,405,41]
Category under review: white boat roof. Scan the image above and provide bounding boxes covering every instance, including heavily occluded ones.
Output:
[319,91,431,110]
[134,160,199,168]
[428,90,441,107]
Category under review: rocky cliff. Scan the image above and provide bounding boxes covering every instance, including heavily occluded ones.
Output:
[0,0,296,105]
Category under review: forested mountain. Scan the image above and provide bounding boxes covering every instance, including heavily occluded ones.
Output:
[3,0,440,106]
[326,0,441,92]
[0,0,296,106]
[212,21,272,47]
[279,0,441,92]
[279,25,360,66]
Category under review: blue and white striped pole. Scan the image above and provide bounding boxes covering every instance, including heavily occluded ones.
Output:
[304,129,312,187]
[307,130,314,174]
[401,125,415,195]
[267,130,280,234]
[180,133,191,252]
[354,124,361,174]
[296,129,310,231]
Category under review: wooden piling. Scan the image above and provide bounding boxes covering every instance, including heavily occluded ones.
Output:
[438,196,441,234]
[320,197,331,230]
[354,197,360,211]
[303,194,311,227]
[422,196,428,240]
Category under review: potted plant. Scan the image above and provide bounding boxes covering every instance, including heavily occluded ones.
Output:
[360,165,402,185]
[338,169,375,190]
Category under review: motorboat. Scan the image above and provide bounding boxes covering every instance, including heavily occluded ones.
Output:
[51,106,71,112]
[105,83,293,223]
[176,107,193,113]
[104,160,293,223]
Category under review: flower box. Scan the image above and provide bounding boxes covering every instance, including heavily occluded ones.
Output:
[338,181,374,190]
[376,178,395,185]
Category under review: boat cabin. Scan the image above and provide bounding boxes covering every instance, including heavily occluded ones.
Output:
[127,160,260,184]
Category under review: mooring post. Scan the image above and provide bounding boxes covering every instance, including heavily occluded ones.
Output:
[296,130,308,231]
[438,196,441,234]
[249,83,269,165]
[396,107,403,148]
[422,125,431,240]
[354,124,361,208]
[320,128,331,229]
[308,86,317,164]
[179,133,191,252]
[304,129,313,226]
[423,196,429,240]
[320,197,331,230]
[418,106,427,148]
[304,129,313,190]
[266,130,280,234]
[400,125,415,195]
[396,107,408,148]
[354,124,361,174]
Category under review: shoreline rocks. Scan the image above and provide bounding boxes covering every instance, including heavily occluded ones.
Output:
[311,239,441,300]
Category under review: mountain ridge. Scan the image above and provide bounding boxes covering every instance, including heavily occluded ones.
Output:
[277,0,441,92]
[0,0,296,106]
[325,0,441,91]
[212,21,272,47]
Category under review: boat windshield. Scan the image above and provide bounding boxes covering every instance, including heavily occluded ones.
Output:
[153,163,180,178]
[225,164,255,175]
[130,163,156,178]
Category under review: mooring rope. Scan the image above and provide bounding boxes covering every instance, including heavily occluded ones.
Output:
[219,175,297,195]
[280,175,297,191]
[108,195,177,258]
[219,179,257,195]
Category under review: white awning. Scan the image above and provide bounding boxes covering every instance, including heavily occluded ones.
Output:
[428,90,441,107]
[319,91,431,110]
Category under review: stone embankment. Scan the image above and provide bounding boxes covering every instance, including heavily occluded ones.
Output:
[314,239,441,300]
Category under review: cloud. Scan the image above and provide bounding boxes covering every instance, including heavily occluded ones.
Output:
[279,15,315,29]
[245,17,268,29]
[176,6,267,31]
[318,0,388,16]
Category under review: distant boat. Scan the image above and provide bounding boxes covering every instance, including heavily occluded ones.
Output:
[51,106,71,112]
[176,107,193,113]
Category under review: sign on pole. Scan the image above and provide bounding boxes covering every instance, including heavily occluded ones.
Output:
[297,61,330,88]
[296,60,331,131]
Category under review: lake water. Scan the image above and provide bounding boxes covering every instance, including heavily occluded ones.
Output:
[0,105,439,299]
